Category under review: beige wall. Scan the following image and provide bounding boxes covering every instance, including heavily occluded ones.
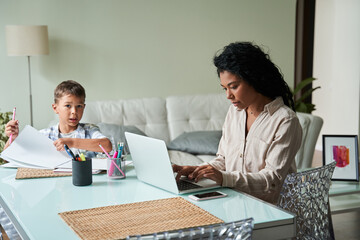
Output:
[0,0,296,130]
[313,0,360,149]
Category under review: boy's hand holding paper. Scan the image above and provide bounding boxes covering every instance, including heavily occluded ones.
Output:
[1,125,70,169]
[0,125,107,171]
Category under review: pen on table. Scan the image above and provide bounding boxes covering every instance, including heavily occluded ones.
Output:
[80,153,86,161]
[117,142,124,159]
[75,150,83,161]
[116,142,120,158]
[64,144,76,161]
[108,151,118,176]
[9,107,16,144]
[99,144,125,177]
[115,142,124,176]
[99,144,112,158]
[75,150,79,161]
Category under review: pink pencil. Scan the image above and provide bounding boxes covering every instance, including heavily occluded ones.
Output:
[9,107,16,144]
[99,144,125,177]
[108,151,118,176]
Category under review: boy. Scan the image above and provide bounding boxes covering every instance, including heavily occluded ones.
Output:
[4,80,112,156]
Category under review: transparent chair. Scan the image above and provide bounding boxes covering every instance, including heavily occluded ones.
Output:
[277,161,336,239]
[0,206,21,240]
[126,217,254,240]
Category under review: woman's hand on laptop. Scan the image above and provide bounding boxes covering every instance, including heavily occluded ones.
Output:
[189,165,223,185]
[172,164,197,182]
[172,164,223,185]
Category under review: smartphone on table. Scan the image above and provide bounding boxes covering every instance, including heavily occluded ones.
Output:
[188,191,227,201]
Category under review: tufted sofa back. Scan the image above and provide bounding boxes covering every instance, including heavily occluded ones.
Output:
[166,94,230,141]
[80,93,230,144]
[80,97,170,142]
[76,93,322,169]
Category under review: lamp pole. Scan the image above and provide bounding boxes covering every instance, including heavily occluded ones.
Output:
[5,25,49,127]
[27,56,33,126]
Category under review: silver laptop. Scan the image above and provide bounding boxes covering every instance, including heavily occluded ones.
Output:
[125,132,220,194]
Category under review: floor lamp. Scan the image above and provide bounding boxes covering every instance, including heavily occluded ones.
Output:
[5,25,49,126]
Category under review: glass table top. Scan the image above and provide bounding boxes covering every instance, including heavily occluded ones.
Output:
[0,165,295,240]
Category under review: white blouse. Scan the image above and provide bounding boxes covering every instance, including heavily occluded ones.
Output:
[208,97,302,204]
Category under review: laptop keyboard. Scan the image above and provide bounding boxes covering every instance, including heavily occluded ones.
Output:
[177,179,202,191]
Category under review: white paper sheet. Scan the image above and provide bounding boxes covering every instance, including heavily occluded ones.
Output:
[56,158,107,170]
[53,159,132,173]
[1,158,51,169]
[53,168,103,174]
[0,125,71,169]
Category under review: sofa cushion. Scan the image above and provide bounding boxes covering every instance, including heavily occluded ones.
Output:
[166,94,230,141]
[168,150,204,166]
[80,97,170,143]
[97,123,146,154]
[167,130,222,155]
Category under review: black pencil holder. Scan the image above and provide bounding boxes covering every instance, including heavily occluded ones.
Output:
[72,158,92,186]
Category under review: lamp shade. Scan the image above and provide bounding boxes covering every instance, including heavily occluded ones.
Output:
[6,25,49,56]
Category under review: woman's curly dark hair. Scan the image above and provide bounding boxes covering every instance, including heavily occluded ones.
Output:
[213,42,295,111]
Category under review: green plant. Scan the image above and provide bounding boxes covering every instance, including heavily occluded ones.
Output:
[292,77,320,113]
[0,111,12,164]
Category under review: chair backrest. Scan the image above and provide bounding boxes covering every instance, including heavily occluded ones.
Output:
[295,112,324,169]
[277,161,336,239]
[126,218,254,240]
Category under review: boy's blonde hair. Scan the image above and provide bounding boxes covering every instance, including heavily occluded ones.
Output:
[54,80,86,103]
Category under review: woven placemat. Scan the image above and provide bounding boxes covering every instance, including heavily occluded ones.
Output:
[58,197,224,240]
[15,167,72,179]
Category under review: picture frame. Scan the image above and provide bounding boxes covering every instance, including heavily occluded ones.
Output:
[322,135,359,181]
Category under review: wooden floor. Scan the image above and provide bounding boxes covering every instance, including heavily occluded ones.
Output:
[313,150,360,240]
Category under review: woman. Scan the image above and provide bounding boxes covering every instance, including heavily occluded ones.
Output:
[173,42,302,204]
